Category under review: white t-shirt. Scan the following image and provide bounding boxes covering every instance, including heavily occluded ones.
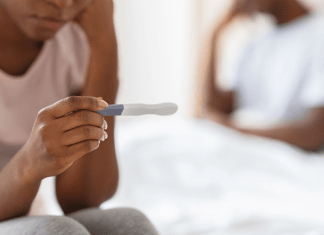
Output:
[231,13,324,127]
[0,23,90,171]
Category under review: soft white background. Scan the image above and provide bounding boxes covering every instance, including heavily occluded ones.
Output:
[113,0,196,124]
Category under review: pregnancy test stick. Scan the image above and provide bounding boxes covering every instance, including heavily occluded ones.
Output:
[95,103,178,116]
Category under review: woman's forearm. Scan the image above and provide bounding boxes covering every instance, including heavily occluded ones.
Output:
[0,145,42,222]
[56,34,119,214]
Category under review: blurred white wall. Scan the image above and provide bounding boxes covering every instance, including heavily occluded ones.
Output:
[113,0,324,124]
[114,0,199,124]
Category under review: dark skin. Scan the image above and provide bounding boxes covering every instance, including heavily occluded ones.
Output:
[0,0,119,221]
[199,0,324,152]
[0,0,88,75]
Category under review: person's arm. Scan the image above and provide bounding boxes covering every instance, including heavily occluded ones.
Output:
[0,145,42,222]
[55,0,119,215]
[233,107,324,151]
[198,5,246,126]
[198,22,232,124]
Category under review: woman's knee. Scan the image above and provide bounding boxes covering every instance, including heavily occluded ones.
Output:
[38,216,91,235]
[0,215,90,235]
[106,207,158,235]
[67,207,160,235]
[115,207,152,222]
[105,207,160,235]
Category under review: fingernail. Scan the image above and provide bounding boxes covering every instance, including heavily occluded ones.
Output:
[104,131,108,139]
[97,97,103,100]
[104,120,108,130]
[98,100,109,108]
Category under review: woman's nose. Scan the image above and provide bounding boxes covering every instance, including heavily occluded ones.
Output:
[45,0,74,8]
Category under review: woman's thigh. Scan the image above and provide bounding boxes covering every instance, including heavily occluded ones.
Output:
[66,207,160,235]
[0,215,90,235]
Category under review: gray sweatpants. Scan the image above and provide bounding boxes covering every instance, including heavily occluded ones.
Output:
[0,207,160,235]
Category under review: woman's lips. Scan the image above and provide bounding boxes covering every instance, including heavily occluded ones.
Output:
[34,16,65,29]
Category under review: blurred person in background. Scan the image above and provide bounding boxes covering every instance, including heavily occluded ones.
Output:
[199,0,324,152]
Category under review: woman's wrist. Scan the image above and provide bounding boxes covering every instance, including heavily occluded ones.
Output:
[13,146,44,185]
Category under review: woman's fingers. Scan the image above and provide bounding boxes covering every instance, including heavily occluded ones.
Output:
[60,109,106,132]
[62,125,108,147]
[42,96,108,120]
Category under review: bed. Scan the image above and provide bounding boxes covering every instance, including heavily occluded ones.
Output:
[33,117,324,235]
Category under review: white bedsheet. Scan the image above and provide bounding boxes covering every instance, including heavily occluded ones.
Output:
[102,117,324,235]
[34,117,324,234]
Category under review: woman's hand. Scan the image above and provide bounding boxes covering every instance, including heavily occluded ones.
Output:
[21,96,109,183]
[72,0,115,46]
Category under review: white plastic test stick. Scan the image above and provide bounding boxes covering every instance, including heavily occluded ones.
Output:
[95,103,178,116]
